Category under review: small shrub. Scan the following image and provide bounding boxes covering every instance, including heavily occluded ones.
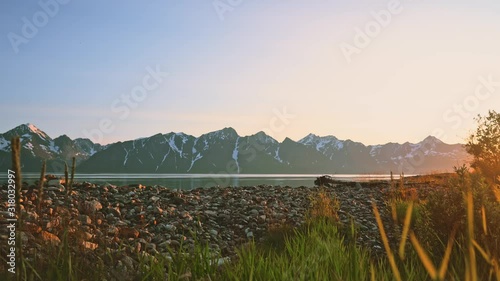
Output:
[391,199,422,228]
[416,170,500,264]
[308,188,339,222]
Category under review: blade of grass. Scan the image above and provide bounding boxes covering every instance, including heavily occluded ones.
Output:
[391,202,398,222]
[370,261,376,281]
[481,206,488,236]
[438,226,457,280]
[493,259,500,281]
[23,259,42,280]
[409,232,438,280]
[466,190,477,281]
[372,202,402,281]
[472,240,491,265]
[465,257,471,281]
[398,200,414,260]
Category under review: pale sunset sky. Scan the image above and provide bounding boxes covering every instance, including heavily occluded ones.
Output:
[1,0,499,145]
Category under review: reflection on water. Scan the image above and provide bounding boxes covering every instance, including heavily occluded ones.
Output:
[1,173,406,190]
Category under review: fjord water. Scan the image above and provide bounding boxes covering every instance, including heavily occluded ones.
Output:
[6,174,404,190]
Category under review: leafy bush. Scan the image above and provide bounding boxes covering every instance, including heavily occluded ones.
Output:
[416,170,500,261]
[465,110,500,184]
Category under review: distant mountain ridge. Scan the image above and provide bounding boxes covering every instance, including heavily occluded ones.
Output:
[0,124,106,172]
[0,124,470,174]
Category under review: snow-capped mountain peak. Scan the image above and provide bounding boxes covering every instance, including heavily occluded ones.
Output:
[0,124,106,171]
[298,134,342,152]
[298,133,320,145]
[25,123,49,139]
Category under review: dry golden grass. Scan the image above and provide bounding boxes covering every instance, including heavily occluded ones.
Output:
[308,189,339,221]
[405,172,455,186]
[492,187,500,202]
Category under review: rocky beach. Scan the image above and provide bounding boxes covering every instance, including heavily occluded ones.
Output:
[0,177,436,278]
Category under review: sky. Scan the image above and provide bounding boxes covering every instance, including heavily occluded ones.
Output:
[1,0,499,145]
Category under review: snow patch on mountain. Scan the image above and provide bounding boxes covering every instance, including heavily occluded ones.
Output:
[274,147,283,163]
[298,133,317,145]
[299,134,344,155]
[167,135,183,158]
[315,139,329,150]
[187,153,203,172]
[123,147,130,166]
[156,148,171,171]
[74,138,103,156]
[21,133,32,141]
[192,139,199,154]
[370,145,382,157]
[0,137,8,151]
[334,140,344,150]
[27,123,48,139]
[206,128,238,141]
[203,139,209,150]
[232,137,240,173]
[48,141,60,153]
[176,132,189,143]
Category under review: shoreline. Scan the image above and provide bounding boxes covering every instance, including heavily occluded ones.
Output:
[0,173,437,190]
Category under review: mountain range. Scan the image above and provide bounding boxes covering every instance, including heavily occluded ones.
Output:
[0,124,470,174]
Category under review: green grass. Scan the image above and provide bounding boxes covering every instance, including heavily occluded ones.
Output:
[221,219,381,281]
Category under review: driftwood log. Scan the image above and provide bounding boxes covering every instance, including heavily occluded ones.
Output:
[314,175,337,187]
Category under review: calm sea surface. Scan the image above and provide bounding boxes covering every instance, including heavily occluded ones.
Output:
[1,173,406,190]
